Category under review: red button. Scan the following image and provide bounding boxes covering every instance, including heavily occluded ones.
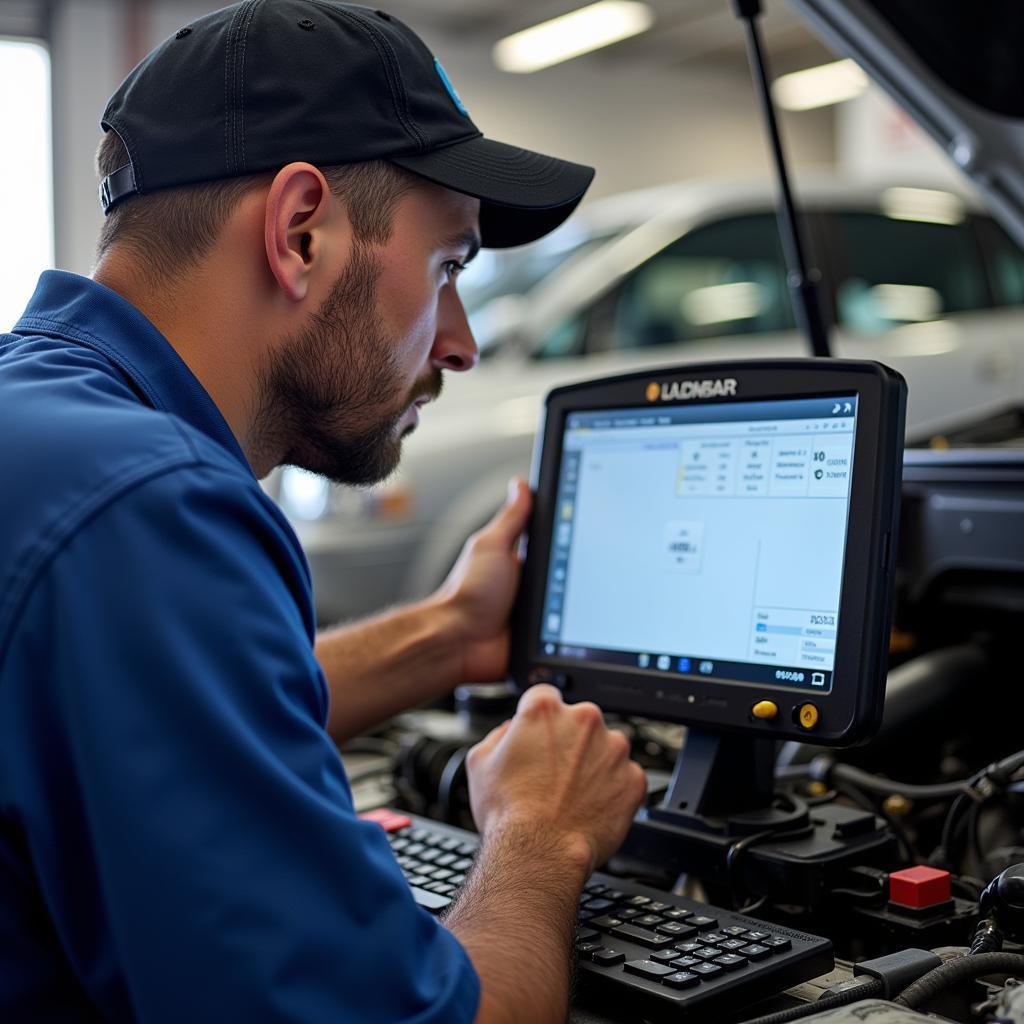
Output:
[889,866,951,908]
[359,808,412,833]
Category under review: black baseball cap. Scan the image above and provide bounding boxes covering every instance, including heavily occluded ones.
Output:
[99,0,595,248]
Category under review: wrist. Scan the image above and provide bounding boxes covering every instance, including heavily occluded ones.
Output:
[481,815,594,888]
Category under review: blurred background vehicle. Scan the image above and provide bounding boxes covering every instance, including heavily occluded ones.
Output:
[271,175,1024,624]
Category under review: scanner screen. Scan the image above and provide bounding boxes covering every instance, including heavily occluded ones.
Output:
[539,396,857,694]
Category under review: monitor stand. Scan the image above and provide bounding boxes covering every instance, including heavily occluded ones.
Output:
[617,729,898,909]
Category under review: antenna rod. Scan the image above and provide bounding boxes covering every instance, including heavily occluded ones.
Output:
[731,0,832,358]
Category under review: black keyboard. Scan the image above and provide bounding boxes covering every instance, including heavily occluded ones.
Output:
[367,810,834,1023]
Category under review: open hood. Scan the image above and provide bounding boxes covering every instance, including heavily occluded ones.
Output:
[789,0,1024,249]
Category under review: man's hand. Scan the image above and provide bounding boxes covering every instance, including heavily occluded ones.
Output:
[434,477,531,685]
[446,685,646,1024]
[466,684,647,875]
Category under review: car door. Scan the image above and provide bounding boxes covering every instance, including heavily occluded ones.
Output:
[819,207,1018,437]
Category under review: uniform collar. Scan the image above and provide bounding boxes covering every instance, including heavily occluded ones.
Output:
[14,270,252,474]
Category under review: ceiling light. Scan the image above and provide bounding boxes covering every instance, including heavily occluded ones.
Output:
[772,58,868,112]
[494,1,655,75]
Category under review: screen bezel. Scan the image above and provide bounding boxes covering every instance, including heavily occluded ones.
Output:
[510,359,906,746]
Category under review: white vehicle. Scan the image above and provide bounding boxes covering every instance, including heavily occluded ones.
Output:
[272,173,1024,625]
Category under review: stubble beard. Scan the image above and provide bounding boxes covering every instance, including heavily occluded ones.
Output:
[253,244,441,486]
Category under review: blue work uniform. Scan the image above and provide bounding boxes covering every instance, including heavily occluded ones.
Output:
[0,271,479,1022]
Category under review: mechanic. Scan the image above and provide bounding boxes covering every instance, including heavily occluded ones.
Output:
[0,2,647,1022]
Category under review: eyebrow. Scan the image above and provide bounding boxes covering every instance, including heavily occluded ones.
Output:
[439,227,482,265]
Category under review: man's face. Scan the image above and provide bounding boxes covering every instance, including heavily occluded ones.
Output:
[258,183,480,485]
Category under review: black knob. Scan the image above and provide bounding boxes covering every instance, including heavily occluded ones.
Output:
[980,864,1024,940]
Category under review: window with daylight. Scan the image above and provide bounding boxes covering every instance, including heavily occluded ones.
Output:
[0,38,53,330]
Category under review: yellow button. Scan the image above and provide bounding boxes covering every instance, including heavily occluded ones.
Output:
[798,703,820,730]
[751,700,779,721]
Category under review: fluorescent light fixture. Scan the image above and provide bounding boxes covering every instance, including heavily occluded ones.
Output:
[881,187,965,226]
[772,58,868,112]
[682,282,765,326]
[494,1,654,74]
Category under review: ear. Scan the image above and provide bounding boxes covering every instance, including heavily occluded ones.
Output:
[263,163,347,302]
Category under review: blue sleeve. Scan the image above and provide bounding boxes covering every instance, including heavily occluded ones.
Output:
[7,464,479,1023]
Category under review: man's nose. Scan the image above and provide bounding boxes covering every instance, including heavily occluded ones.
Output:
[431,287,479,372]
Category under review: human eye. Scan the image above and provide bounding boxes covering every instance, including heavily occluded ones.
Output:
[443,259,468,283]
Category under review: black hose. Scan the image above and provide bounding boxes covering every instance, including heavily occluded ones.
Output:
[895,952,1024,1010]
[828,762,970,801]
[737,979,883,1024]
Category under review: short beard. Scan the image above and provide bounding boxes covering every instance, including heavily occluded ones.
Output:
[252,244,437,486]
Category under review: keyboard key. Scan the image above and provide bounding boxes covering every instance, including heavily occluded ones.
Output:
[590,916,624,932]
[585,883,607,896]
[701,932,728,945]
[625,895,652,907]
[406,875,431,888]
[647,901,671,913]
[576,942,603,957]
[673,941,703,954]
[577,910,596,922]
[617,908,643,920]
[603,889,627,902]
[689,916,718,930]
[391,837,410,853]
[624,960,676,980]
[656,922,696,938]
[650,949,681,964]
[722,926,749,937]
[714,954,747,971]
[744,931,771,942]
[670,956,702,970]
[429,868,455,882]
[404,843,425,857]
[575,927,599,943]
[693,947,723,961]
[635,914,665,928]
[410,885,450,911]
[740,943,771,961]
[455,844,477,858]
[762,936,792,952]
[663,970,700,989]
[591,948,625,967]
[452,858,474,872]
[583,898,615,913]
[408,828,430,842]
[439,837,462,852]
[718,938,748,951]
[691,962,724,978]
[611,924,675,949]
[448,874,466,886]
[434,852,458,868]
[417,848,441,864]
[662,908,692,921]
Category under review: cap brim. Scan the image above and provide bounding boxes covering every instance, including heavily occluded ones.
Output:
[390,136,594,249]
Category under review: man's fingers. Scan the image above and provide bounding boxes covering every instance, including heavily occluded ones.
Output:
[478,478,531,550]
[470,718,512,761]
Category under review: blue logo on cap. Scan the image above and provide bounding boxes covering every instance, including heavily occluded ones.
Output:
[435,59,469,117]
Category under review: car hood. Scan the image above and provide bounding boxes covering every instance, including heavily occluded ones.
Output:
[789,0,1024,248]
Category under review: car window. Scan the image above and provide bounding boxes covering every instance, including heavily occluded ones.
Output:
[976,217,1024,307]
[829,212,990,335]
[589,213,796,354]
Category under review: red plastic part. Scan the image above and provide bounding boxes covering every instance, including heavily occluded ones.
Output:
[359,808,412,833]
[888,866,952,908]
